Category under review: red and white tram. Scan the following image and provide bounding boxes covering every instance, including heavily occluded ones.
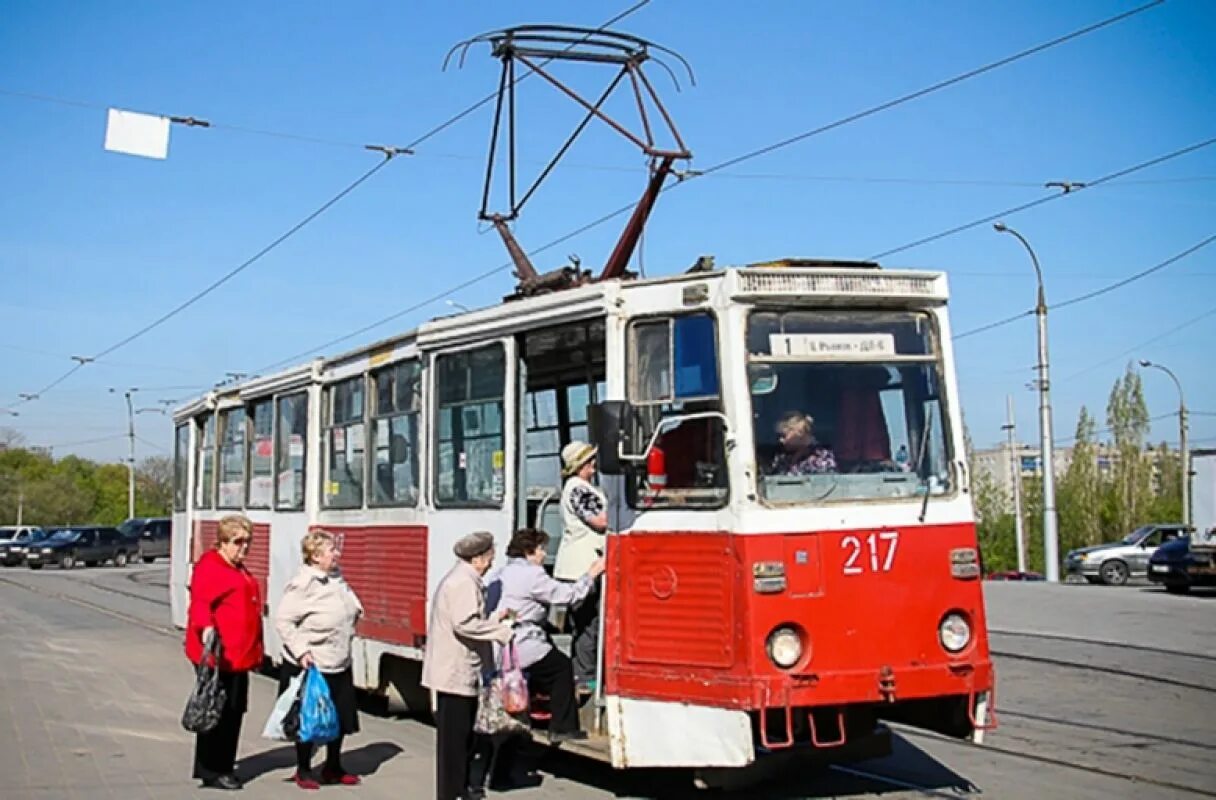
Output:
[171,258,994,773]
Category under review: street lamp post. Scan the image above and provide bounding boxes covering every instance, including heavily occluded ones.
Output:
[110,388,138,519]
[994,222,1060,582]
[1138,360,1188,527]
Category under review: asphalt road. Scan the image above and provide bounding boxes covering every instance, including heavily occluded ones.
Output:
[0,564,1212,799]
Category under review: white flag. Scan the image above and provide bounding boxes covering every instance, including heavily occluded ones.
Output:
[104,108,170,160]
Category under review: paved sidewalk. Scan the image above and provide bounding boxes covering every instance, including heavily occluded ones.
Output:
[0,578,574,800]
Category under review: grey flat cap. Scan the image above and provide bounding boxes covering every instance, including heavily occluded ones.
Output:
[454,531,495,560]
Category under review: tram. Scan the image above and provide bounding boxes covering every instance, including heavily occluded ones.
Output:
[170,257,995,772]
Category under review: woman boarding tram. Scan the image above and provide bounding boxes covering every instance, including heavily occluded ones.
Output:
[553,441,608,692]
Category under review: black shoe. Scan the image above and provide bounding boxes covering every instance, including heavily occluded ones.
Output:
[462,787,487,800]
[548,729,589,743]
[201,773,243,790]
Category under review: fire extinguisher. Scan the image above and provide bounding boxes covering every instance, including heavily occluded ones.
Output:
[647,443,668,494]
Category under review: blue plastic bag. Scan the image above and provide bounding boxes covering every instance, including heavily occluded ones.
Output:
[297,666,340,744]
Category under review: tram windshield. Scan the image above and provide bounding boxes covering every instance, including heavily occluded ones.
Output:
[747,310,952,504]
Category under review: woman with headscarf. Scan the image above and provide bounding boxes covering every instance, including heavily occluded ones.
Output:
[421,531,514,800]
[185,514,264,791]
[275,529,364,789]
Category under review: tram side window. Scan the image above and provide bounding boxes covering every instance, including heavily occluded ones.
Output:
[247,399,273,508]
[195,414,215,509]
[435,345,506,506]
[371,360,421,507]
[627,313,728,508]
[173,423,189,512]
[324,377,366,509]
[275,392,308,511]
[218,407,246,509]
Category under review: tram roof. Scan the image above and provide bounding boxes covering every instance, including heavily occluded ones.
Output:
[174,260,946,419]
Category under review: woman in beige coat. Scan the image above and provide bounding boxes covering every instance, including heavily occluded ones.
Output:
[275,530,364,790]
[421,531,513,800]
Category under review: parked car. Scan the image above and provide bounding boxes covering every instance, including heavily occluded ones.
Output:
[985,570,1045,581]
[117,517,171,563]
[1147,535,1216,594]
[0,526,47,566]
[1065,523,1188,586]
[26,526,133,570]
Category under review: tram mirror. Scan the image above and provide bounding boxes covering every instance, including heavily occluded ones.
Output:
[749,364,778,395]
[588,401,630,475]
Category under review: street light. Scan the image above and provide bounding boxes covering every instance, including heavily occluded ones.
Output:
[1138,360,1189,527]
[0,409,18,417]
[110,387,139,519]
[994,222,1060,582]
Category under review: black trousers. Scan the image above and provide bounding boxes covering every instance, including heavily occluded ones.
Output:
[526,648,579,734]
[435,692,491,800]
[279,662,359,775]
[192,670,249,780]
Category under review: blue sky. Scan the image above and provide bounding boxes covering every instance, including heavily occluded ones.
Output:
[1,0,1214,464]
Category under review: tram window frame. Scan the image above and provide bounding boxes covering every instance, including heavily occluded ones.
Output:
[625,311,729,510]
[370,359,422,508]
[434,344,507,508]
[173,423,189,512]
[246,398,274,509]
[194,413,215,510]
[323,376,367,510]
[217,407,247,510]
[274,391,308,511]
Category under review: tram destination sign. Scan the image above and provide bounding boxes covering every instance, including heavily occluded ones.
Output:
[768,333,897,359]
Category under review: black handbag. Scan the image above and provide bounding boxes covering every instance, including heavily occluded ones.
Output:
[182,634,227,734]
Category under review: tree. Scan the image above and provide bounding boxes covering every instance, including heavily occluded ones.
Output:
[1106,365,1152,536]
[0,427,26,449]
[136,456,174,516]
[1057,406,1102,552]
[965,420,1017,573]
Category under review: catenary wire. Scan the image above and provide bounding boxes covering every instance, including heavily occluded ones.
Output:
[869,135,1216,261]
[250,1,1166,375]
[953,231,1216,340]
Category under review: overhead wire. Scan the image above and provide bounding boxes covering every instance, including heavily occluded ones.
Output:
[953,231,1216,340]
[1057,302,1216,383]
[869,135,1216,261]
[8,0,653,412]
[251,0,1166,375]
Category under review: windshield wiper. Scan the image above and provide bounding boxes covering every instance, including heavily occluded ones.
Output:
[915,412,934,523]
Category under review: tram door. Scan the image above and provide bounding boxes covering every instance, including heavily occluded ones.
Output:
[426,339,519,578]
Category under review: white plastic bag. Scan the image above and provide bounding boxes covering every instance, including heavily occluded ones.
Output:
[262,672,305,741]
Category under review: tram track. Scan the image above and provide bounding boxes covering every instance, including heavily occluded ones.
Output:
[990,628,1216,663]
[990,648,1216,694]
[0,573,177,638]
[997,709,1216,752]
[892,722,1216,799]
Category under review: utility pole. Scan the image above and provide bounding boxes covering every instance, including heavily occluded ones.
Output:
[16,490,23,526]
[1139,360,1189,527]
[111,387,137,519]
[995,223,1060,581]
[1002,395,1027,574]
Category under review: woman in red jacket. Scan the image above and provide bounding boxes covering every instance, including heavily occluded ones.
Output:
[186,514,265,791]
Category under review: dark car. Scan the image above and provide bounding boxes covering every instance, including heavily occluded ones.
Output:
[0,527,47,566]
[25,526,134,570]
[1147,536,1216,594]
[117,517,171,563]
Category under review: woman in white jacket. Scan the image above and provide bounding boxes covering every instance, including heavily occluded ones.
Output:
[275,530,364,790]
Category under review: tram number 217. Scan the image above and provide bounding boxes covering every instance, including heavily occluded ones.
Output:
[841,531,900,575]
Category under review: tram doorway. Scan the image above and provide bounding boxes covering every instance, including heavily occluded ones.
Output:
[516,319,607,568]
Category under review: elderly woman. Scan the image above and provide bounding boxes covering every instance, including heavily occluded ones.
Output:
[770,410,837,475]
[494,528,605,742]
[275,529,364,789]
[553,440,608,691]
[422,531,514,800]
[186,514,264,791]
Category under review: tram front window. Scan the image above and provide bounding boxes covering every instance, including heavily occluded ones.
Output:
[747,310,951,504]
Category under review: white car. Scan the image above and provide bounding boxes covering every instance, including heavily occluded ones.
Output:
[1065,524,1188,586]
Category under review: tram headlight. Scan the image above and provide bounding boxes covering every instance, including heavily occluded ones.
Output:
[938,612,972,653]
[766,626,803,669]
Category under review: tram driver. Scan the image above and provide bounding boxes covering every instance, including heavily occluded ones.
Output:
[768,411,838,476]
